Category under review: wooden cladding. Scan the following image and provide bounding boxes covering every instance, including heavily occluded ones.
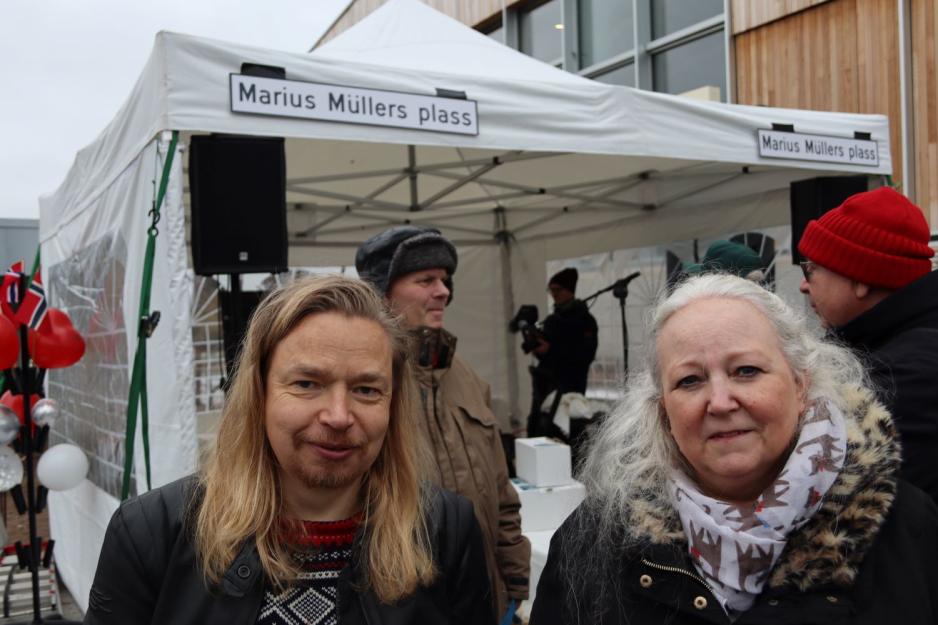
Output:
[734,0,903,193]
[911,0,938,224]
[731,0,833,35]
[318,0,505,45]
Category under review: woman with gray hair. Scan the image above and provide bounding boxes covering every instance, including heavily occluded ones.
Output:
[530,274,938,624]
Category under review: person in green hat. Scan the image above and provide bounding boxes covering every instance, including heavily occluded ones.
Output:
[684,240,764,281]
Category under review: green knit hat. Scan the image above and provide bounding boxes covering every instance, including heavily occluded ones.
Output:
[684,240,763,277]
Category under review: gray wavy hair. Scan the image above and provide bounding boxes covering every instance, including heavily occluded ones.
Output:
[563,273,868,615]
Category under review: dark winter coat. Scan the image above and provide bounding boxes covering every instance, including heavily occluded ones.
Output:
[535,299,598,394]
[835,269,938,503]
[530,385,938,624]
[83,477,494,625]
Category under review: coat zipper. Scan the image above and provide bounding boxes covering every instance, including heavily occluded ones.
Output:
[640,558,717,597]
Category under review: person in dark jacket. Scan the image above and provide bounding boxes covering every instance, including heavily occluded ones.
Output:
[528,267,598,436]
[355,225,530,623]
[531,274,938,625]
[85,275,493,625]
[798,186,938,502]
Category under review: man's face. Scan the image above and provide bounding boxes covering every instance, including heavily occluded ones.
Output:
[548,284,574,305]
[387,268,450,329]
[264,312,393,502]
[799,261,864,328]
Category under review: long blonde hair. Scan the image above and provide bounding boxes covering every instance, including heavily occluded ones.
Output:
[195,275,435,603]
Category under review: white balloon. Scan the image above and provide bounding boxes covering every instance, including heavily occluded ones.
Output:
[32,398,59,428]
[0,447,23,492]
[37,444,88,491]
[0,406,20,445]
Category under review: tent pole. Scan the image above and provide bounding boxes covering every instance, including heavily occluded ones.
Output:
[495,210,521,431]
[408,146,419,211]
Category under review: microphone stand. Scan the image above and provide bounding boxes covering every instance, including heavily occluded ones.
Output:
[582,272,641,376]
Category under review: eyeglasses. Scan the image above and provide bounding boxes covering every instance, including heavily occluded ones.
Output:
[800,261,817,281]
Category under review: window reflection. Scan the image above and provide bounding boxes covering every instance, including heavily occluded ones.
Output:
[520,0,563,63]
[651,0,722,38]
[579,0,634,69]
[593,62,635,87]
[652,31,725,99]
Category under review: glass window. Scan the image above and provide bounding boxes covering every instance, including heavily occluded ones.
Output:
[652,30,725,99]
[486,25,505,44]
[593,62,635,87]
[579,0,634,69]
[651,0,723,39]
[520,0,563,63]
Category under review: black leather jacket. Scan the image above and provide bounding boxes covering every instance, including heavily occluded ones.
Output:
[84,477,494,625]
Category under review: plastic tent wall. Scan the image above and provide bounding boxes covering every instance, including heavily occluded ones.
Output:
[38,0,891,609]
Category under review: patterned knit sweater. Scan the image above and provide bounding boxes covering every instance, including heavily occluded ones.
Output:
[256,516,361,625]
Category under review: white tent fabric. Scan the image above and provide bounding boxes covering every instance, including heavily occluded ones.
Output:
[42,134,194,608]
[39,0,891,609]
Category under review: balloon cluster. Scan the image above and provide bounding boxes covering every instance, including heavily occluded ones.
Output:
[0,398,88,492]
[0,267,90,494]
[0,308,85,371]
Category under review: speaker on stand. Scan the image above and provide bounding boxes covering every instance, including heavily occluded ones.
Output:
[188,134,288,382]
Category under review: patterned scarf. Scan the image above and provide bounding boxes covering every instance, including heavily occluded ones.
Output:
[669,400,847,614]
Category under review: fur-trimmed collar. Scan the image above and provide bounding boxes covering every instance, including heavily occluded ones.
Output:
[628,384,901,591]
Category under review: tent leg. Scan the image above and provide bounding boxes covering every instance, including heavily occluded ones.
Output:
[496,211,521,431]
[407,145,418,211]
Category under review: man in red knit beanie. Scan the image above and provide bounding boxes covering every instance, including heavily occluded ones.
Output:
[798,185,938,502]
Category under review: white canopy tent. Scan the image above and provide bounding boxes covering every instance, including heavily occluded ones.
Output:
[38,0,890,608]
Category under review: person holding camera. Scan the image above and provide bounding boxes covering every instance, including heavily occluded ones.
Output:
[356,225,530,624]
[527,268,598,437]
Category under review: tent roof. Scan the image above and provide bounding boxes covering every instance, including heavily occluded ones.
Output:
[41,1,891,250]
[314,0,593,87]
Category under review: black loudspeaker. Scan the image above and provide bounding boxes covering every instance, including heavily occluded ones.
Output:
[219,288,265,377]
[189,135,288,275]
[790,176,868,263]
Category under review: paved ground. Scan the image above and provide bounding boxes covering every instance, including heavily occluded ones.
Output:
[58,584,83,620]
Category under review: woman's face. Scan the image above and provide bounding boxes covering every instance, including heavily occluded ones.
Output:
[657,297,806,503]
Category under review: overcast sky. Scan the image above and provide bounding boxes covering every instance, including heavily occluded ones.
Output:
[0,0,350,220]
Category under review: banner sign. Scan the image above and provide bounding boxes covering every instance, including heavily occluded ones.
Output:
[230,74,479,136]
[757,129,879,167]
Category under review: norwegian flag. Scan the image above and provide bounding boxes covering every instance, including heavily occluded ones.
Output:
[1,261,24,319]
[14,272,48,330]
[0,262,48,330]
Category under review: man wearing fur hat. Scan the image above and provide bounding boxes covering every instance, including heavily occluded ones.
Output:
[528,268,598,437]
[798,186,938,502]
[356,225,530,622]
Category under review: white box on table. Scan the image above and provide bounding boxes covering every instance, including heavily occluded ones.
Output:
[514,436,573,487]
[511,477,585,533]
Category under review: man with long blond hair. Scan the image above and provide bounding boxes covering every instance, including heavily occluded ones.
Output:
[84,275,493,625]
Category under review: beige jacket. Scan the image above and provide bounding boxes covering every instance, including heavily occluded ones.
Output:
[412,346,530,619]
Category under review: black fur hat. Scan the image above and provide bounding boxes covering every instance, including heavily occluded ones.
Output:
[355,225,458,296]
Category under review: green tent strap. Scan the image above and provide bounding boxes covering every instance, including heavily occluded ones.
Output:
[122,131,179,500]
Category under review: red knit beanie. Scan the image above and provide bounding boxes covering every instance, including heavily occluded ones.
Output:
[797,186,934,289]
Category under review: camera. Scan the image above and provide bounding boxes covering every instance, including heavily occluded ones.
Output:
[508,305,543,354]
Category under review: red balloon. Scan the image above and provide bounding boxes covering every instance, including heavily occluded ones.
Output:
[28,309,85,369]
[0,391,40,426]
[0,315,17,370]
